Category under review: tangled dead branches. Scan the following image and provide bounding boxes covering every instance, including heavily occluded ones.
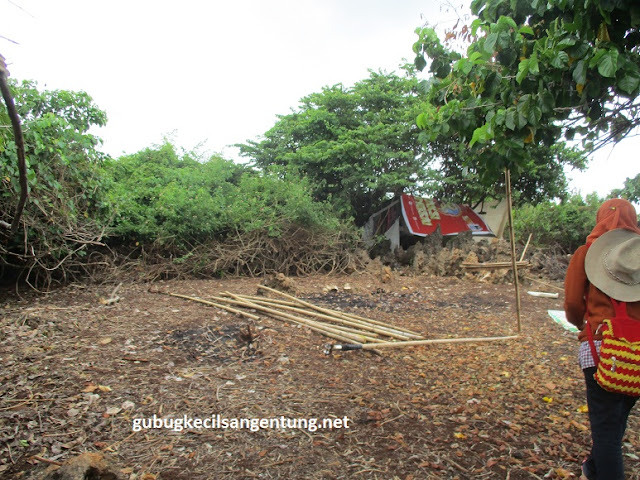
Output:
[113,225,366,282]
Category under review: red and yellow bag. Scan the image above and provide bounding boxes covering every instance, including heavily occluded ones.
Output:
[587,299,640,397]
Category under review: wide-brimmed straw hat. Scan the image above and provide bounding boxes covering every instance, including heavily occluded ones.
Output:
[585,228,640,302]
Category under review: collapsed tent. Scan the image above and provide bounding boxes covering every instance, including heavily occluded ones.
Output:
[401,195,492,236]
[363,194,506,251]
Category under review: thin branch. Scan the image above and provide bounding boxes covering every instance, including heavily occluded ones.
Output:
[0,54,28,235]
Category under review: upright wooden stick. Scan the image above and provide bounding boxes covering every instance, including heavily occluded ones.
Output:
[505,169,522,334]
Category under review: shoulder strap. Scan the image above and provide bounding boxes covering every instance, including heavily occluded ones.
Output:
[610,298,629,318]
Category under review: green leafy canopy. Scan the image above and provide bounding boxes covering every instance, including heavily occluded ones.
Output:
[413,0,640,188]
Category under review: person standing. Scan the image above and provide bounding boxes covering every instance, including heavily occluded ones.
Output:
[564,198,640,479]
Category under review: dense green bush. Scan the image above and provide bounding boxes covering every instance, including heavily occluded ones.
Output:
[0,80,110,286]
[104,143,346,250]
[514,194,603,253]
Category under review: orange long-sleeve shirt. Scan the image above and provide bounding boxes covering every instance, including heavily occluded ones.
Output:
[564,244,640,342]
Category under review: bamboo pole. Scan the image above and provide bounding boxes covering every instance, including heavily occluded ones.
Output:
[505,169,522,334]
[224,293,380,344]
[519,233,533,262]
[257,285,423,337]
[462,261,529,270]
[229,295,414,340]
[330,335,519,352]
[225,296,385,340]
[164,292,260,320]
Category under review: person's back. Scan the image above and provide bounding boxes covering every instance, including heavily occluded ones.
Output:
[563,198,640,480]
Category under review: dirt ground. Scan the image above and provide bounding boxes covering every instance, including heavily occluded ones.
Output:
[1,271,639,480]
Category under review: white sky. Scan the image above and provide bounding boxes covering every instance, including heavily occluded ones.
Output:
[1,0,638,198]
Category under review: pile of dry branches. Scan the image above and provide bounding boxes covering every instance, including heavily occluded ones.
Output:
[122,226,365,281]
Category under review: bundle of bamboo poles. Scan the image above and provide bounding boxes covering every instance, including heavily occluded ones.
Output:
[163,285,424,346]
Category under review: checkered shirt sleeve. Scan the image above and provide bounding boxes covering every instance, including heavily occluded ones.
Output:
[579,340,600,369]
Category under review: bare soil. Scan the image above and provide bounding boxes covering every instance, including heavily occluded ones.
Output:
[1,271,638,479]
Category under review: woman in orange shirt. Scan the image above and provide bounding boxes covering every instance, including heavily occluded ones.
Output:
[564,198,640,479]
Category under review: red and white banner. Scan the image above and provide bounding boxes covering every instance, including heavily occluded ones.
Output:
[401,194,493,236]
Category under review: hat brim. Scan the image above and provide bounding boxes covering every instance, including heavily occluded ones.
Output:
[585,228,640,302]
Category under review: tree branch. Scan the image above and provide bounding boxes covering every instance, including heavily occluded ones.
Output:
[0,54,28,235]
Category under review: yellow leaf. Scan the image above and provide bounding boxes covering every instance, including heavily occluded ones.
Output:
[577,404,589,413]
[524,128,534,144]
[98,385,112,392]
[597,22,610,42]
[82,384,98,393]
[542,396,553,403]
[577,83,585,95]
[453,432,466,439]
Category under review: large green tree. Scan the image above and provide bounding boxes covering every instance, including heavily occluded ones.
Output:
[412,0,639,188]
[238,69,429,226]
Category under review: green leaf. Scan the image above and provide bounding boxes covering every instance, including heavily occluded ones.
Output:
[469,123,493,147]
[572,60,587,85]
[497,16,518,32]
[597,49,619,78]
[484,33,499,53]
[415,54,427,72]
[516,59,530,84]
[528,105,542,125]
[416,113,428,130]
[539,91,555,113]
[519,25,534,35]
[550,51,569,68]
[618,70,640,95]
[529,51,539,74]
[505,109,516,130]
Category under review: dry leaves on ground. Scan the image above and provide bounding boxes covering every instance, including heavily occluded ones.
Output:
[0,272,638,479]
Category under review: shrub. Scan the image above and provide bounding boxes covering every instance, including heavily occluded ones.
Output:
[514,193,603,253]
[104,142,346,251]
[0,80,110,287]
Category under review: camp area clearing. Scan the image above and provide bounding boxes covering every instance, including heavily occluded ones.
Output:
[1,271,638,480]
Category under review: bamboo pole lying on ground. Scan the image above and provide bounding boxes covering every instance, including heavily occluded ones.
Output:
[156,288,421,348]
[462,261,530,270]
[163,292,260,320]
[220,294,414,340]
[257,285,423,338]
[224,292,380,344]
[324,335,520,354]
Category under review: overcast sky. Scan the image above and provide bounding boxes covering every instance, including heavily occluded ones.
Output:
[1,0,638,198]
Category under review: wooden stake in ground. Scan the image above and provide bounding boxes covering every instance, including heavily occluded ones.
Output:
[505,168,522,334]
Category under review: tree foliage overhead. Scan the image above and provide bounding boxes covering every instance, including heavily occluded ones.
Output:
[237,70,430,226]
[412,0,640,187]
